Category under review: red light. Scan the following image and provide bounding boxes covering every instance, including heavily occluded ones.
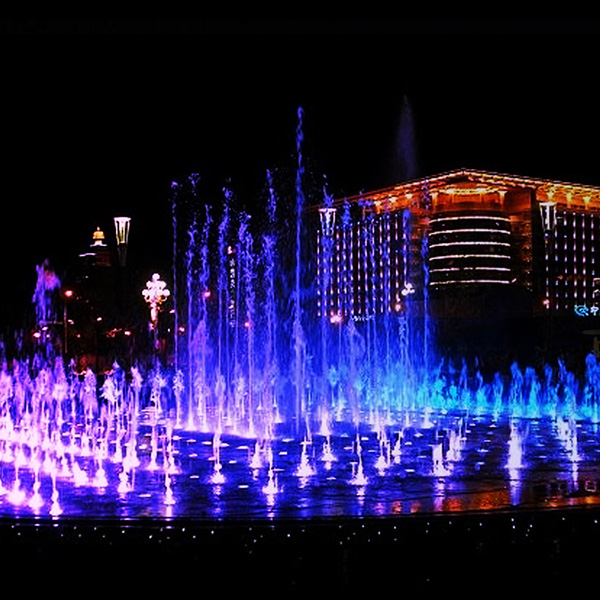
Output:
[64,289,74,298]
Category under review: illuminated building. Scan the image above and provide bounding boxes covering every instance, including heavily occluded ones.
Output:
[312,168,600,320]
[67,223,137,369]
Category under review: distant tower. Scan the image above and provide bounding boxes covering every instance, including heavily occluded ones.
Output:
[79,227,112,267]
[114,217,131,267]
[76,226,115,332]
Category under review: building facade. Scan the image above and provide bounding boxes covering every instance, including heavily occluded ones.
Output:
[311,169,600,322]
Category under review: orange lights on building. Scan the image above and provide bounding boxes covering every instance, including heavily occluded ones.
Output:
[313,168,600,319]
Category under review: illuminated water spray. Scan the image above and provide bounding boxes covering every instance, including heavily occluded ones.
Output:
[3,108,600,519]
[294,106,307,435]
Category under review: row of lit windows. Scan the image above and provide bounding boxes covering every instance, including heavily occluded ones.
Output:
[429,253,511,261]
[429,227,511,236]
[431,215,511,224]
[427,214,514,286]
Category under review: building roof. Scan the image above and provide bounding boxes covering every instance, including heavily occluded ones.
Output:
[318,168,600,212]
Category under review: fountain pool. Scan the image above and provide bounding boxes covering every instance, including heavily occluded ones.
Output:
[4,108,600,521]
[1,359,600,520]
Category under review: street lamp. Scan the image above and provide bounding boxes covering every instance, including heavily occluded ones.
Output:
[318,207,337,237]
[539,200,557,310]
[539,201,556,235]
[142,273,170,333]
[63,288,74,356]
[114,217,131,267]
[539,200,557,352]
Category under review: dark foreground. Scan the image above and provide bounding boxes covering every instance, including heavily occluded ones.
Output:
[2,506,599,593]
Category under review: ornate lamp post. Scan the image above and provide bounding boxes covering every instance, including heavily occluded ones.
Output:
[142,273,170,347]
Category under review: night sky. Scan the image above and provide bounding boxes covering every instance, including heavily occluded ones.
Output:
[2,20,600,328]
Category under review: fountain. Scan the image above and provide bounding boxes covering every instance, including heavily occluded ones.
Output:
[2,108,600,521]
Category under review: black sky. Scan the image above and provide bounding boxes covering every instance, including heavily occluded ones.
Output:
[2,20,600,327]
